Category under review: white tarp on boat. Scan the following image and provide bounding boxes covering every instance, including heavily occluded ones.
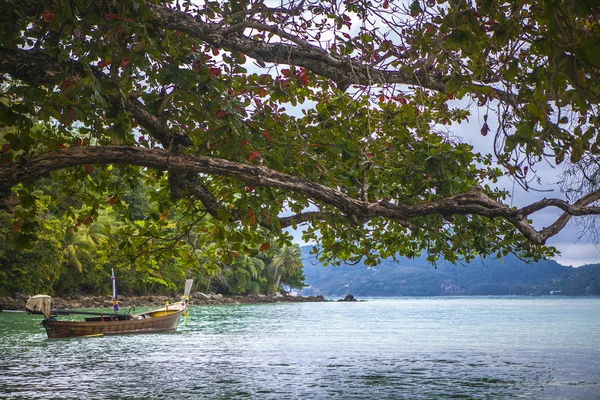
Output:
[25,295,52,318]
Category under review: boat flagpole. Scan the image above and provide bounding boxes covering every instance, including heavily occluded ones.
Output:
[112,268,119,313]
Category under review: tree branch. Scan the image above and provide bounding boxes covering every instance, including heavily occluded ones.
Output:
[0,145,595,245]
[278,211,336,229]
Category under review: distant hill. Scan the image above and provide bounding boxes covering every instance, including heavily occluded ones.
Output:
[299,246,600,297]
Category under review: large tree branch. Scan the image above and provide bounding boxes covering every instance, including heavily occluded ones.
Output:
[1,146,597,244]
[146,3,501,96]
[0,46,331,229]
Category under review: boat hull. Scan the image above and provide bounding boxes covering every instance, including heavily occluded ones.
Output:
[42,308,186,339]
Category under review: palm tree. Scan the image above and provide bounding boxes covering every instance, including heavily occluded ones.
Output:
[267,245,304,293]
[238,254,265,280]
[62,214,111,272]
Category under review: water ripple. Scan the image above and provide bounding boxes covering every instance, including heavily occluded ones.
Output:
[1,298,599,399]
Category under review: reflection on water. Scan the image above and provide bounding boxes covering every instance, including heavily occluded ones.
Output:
[1,298,599,399]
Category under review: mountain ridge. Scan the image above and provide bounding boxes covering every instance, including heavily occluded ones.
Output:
[299,246,600,297]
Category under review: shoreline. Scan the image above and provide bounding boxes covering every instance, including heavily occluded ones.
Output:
[0,292,326,312]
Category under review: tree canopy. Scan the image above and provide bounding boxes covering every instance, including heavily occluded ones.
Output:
[1,0,599,267]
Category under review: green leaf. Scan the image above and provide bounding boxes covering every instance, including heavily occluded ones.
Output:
[444,75,462,94]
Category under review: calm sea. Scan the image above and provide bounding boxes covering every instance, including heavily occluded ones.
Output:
[1,297,599,399]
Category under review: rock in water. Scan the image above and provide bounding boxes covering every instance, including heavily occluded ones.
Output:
[340,294,356,302]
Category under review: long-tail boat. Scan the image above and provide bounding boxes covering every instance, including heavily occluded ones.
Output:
[27,278,193,339]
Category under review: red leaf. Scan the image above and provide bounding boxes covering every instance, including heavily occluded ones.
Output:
[245,185,254,192]
[76,138,83,146]
[106,13,123,21]
[165,56,174,64]
[85,164,94,174]
[523,166,528,176]
[108,196,116,205]
[42,10,54,22]
[240,139,248,146]
[138,135,145,143]
[261,131,272,142]
[98,59,112,68]
[259,242,270,251]
[160,212,168,221]
[281,69,290,77]
[121,58,131,69]
[248,151,260,161]
[0,144,9,154]
[212,47,219,56]
[209,67,221,77]
[379,95,386,103]
[247,210,256,225]
[11,222,20,231]
[60,80,75,90]
[175,30,182,36]
[59,144,67,149]
[64,108,76,125]
[385,143,392,149]
[383,0,389,9]
[215,109,227,118]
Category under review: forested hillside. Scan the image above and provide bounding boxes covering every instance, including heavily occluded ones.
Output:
[0,176,305,298]
[300,247,600,297]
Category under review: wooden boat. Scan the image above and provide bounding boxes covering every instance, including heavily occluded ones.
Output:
[41,303,188,339]
[27,280,193,339]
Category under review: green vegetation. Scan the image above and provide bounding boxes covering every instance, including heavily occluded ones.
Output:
[0,175,305,297]
[0,0,599,285]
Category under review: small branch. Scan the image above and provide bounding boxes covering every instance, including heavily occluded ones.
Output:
[278,211,337,228]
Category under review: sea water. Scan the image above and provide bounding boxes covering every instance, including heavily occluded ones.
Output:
[0,297,599,399]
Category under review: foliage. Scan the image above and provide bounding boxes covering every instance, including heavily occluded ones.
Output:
[0,210,63,296]
[0,170,305,296]
[0,0,599,270]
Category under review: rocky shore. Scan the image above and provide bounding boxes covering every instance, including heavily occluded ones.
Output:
[0,292,325,311]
